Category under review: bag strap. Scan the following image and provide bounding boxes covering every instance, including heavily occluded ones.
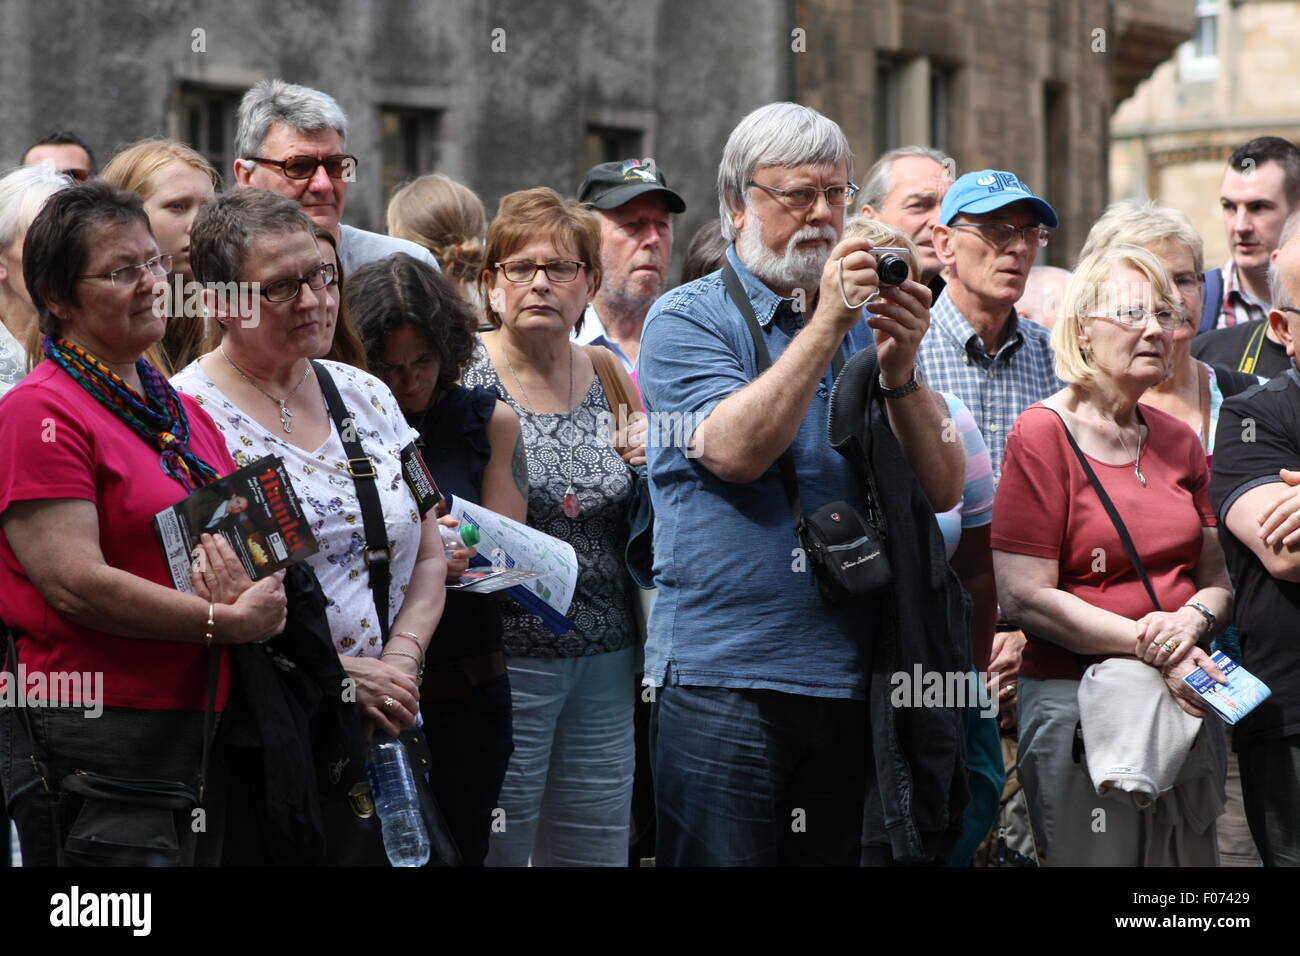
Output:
[722,261,845,529]
[585,346,641,457]
[1044,407,1161,613]
[312,360,392,640]
[1199,268,1223,333]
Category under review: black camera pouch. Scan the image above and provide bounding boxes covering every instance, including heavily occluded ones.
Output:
[798,500,892,605]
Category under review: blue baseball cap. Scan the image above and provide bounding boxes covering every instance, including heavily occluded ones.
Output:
[940,169,1059,228]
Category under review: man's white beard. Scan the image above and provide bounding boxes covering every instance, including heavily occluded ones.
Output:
[737,209,837,293]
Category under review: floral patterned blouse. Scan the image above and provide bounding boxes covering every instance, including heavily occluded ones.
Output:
[462,349,633,658]
[0,320,26,398]
[173,358,423,658]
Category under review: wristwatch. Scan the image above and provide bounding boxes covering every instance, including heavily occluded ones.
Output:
[879,366,922,400]
[1183,602,1217,631]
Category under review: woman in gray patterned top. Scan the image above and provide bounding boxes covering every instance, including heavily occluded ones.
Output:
[463,187,645,866]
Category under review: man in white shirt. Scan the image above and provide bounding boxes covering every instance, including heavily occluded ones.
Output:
[232,79,439,275]
[575,159,685,373]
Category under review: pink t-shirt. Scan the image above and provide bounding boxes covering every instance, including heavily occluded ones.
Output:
[991,402,1216,681]
[0,362,236,710]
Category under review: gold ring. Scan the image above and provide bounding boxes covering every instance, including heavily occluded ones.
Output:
[1162,639,1178,653]
[382,696,398,709]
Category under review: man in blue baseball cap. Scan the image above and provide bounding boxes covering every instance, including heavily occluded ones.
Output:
[917,168,1063,483]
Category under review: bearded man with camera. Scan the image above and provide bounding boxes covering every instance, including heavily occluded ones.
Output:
[637,102,964,866]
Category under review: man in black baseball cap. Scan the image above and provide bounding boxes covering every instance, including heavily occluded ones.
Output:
[576,159,686,371]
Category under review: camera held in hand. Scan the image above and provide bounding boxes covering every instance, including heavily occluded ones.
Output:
[871,247,912,287]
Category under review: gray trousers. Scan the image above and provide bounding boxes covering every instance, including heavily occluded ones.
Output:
[1018,677,1220,866]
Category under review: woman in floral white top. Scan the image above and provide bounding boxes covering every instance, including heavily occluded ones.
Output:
[172,188,446,739]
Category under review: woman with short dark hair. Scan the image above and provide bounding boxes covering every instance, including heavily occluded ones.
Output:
[0,181,286,866]
[348,252,525,865]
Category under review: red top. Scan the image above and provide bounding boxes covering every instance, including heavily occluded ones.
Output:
[0,362,236,710]
[991,402,1216,681]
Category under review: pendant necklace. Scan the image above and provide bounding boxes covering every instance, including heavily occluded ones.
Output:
[220,344,312,433]
[1111,416,1146,487]
[504,344,580,517]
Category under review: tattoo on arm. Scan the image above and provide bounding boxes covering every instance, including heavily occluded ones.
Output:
[511,434,529,499]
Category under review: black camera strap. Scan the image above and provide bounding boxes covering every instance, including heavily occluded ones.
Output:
[722,261,845,530]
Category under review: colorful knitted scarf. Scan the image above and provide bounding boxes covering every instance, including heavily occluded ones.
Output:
[42,336,221,493]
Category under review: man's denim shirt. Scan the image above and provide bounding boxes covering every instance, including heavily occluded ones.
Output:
[637,246,875,698]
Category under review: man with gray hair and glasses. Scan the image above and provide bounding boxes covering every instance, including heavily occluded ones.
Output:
[638,102,963,866]
[859,145,955,291]
[232,79,437,274]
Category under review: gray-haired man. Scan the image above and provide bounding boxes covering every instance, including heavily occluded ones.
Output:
[859,145,955,287]
[639,103,963,865]
[232,79,437,274]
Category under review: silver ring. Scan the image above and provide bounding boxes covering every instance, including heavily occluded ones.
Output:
[382,696,398,709]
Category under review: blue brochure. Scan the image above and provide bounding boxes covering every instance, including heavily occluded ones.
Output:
[1183,652,1271,725]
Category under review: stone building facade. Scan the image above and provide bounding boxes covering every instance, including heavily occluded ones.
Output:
[1111,0,1300,269]
[0,0,1189,270]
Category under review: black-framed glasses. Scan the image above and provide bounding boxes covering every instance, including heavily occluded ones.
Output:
[949,222,1052,249]
[1281,307,1300,320]
[1087,307,1187,331]
[258,262,337,302]
[494,260,585,283]
[244,154,357,180]
[77,254,174,288]
[746,180,859,208]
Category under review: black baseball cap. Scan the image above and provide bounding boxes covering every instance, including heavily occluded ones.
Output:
[578,159,686,213]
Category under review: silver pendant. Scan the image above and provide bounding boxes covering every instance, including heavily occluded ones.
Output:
[1136,467,1146,488]
[279,400,294,433]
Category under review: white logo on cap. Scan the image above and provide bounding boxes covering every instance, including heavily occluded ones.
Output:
[976,175,996,187]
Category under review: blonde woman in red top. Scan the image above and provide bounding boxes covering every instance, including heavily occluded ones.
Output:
[993,244,1232,866]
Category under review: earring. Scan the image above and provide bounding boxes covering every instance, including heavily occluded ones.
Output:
[489,289,506,313]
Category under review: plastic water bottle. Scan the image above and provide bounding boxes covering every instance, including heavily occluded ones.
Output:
[366,735,431,867]
[439,521,481,559]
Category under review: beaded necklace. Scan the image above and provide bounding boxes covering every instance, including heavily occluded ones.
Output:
[43,336,220,493]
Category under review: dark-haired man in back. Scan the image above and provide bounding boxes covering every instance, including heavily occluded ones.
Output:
[22,130,96,181]
[1196,137,1300,341]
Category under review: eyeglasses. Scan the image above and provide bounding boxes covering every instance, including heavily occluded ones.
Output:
[1087,307,1187,331]
[61,168,91,182]
[243,154,358,180]
[494,260,586,283]
[746,180,859,208]
[258,262,337,302]
[77,254,174,288]
[948,222,1052,249]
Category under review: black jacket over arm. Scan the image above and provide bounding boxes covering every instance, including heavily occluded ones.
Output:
[829,345,972,864]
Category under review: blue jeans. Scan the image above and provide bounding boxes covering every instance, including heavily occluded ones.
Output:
[420,672,514,867]
[486,648,635,866]
[650,684,867,866]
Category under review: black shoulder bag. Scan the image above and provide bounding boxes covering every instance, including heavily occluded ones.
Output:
[721,263,891,606]
[311,361,461,867]
[4,626,217,866]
